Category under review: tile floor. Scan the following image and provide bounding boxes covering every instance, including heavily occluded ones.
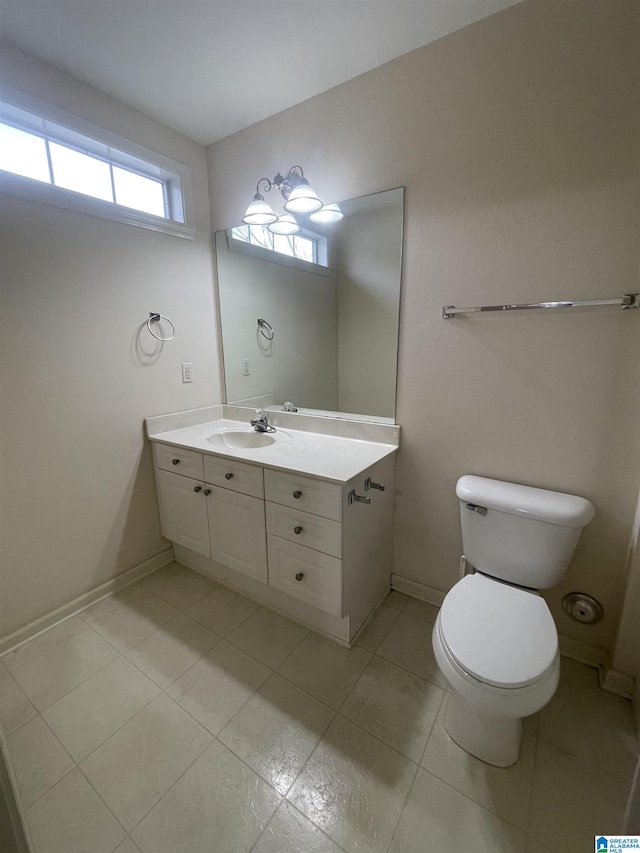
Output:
[1,562,637,853]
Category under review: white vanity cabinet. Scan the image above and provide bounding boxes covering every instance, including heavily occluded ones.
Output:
[206,487,267,583]
[149,419,397,647]
[154,445,267,581]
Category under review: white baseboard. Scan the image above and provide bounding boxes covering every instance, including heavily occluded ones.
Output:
[600,668,635,700]
[0,548,174,655]
[391,573,446,606]
[557,635,608,670]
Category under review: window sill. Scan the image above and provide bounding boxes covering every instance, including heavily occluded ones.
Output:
[0,171,196,240]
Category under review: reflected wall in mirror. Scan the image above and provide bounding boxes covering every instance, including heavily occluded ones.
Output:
[216,186,404,423]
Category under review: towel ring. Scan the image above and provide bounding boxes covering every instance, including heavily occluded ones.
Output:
[257,318,274,341]
[147,313,175,342]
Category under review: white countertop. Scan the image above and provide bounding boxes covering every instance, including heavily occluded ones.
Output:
[146,407,399,484]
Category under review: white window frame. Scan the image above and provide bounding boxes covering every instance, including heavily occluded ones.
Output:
[0,85,195,239]
[226,224,332,276]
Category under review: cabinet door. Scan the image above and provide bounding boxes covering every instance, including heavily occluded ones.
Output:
[156,469,211,558]
[207,486,267,583]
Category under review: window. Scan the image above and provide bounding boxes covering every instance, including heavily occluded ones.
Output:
[0,89,194,238]
[229,224,329,270]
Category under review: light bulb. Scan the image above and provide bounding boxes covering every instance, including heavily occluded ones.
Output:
[309,203,344,224]
[242,196,277,225]
[283,183,323,214]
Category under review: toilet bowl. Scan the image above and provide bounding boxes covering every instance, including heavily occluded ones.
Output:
[432,475,594,767]
[432,572,559,766]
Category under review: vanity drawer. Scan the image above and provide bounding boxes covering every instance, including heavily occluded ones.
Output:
[264,470,342,521]
[155,443,204,480]
[266,502,342,558]
[204,455,264,499]
[267,534,342,617]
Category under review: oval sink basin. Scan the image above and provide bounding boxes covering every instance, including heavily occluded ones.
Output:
[207,429,288,450]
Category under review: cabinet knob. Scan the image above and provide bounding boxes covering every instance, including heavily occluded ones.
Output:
[225,472,233,480]
[203,489,211,496]
[172,458,180,465]
[194,485,202,493]
[294,526,303,535]
[295,572,304,582]
[293,490,302,499]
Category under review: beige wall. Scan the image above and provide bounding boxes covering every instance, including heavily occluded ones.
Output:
[207,0,640,651]
[0,47,222,640]
[612,491,640,679]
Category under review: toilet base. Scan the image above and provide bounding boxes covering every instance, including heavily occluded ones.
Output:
[445,691,522,768]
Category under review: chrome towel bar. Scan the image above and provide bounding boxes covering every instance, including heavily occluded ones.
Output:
[442,293,639,319]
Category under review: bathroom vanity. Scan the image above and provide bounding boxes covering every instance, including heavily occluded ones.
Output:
[146,405,399,645]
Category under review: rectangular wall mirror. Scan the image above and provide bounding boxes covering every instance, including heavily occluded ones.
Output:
[215,186,404,423]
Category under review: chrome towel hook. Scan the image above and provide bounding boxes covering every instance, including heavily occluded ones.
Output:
[257,318,274,341]
[147,312,175,341]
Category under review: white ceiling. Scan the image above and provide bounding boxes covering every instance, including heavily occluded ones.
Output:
[0,0,521,146]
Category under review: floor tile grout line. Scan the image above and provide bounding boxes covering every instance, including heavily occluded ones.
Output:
[382,751,421,853]
[524,717,541,844]
[3,618,113,676]
[18,693,152,836]
[9,714,78,812]
[17,709,129,842]
[417,698,536,836]
[1,615,91,670]
[119,723,216,840]
[74,760,131,842]
[416,687,447,767]
[247,798,349,853]
[533,733,637,785]
[354,604,401,654]
[373,645,447,691]
[224,610,311,671]
[69,682,161,766]
[240,687,340,801]
[122,628,223,692]
[420,765,529,840]
[331,710,423,769]
[13,644,126,717]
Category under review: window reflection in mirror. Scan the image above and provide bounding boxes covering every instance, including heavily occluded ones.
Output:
[216,187,404,423]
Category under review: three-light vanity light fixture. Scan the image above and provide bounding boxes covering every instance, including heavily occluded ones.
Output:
[242,165,343,235]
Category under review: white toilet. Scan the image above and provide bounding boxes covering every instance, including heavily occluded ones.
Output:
[432,474,595,767]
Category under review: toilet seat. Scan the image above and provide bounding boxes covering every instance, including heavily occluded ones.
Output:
[439,572,558,689]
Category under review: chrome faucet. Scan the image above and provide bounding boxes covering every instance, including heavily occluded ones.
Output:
[250,409,276,433]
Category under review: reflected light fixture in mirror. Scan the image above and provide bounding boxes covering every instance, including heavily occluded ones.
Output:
[268,213,300,235]
[310,202,344,224]
[242,165,341,235]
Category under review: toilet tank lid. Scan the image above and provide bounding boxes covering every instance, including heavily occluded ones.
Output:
[456,475,595,527]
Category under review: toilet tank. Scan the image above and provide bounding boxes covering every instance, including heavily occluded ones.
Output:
[456,475,595,589]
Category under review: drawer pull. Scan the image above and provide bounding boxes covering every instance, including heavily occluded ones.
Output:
[203,488,211,496]
[225,472,234,480]
[293,490,302,499]
[348,490,371,505]
[172,458,180,465]
[294,526,303,535]
[295,572,304,581]
[365,478,385,491]
[194,485,202,493]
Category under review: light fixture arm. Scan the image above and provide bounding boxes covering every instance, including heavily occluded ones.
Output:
[253,167,307,201]
[243,165,326,225]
